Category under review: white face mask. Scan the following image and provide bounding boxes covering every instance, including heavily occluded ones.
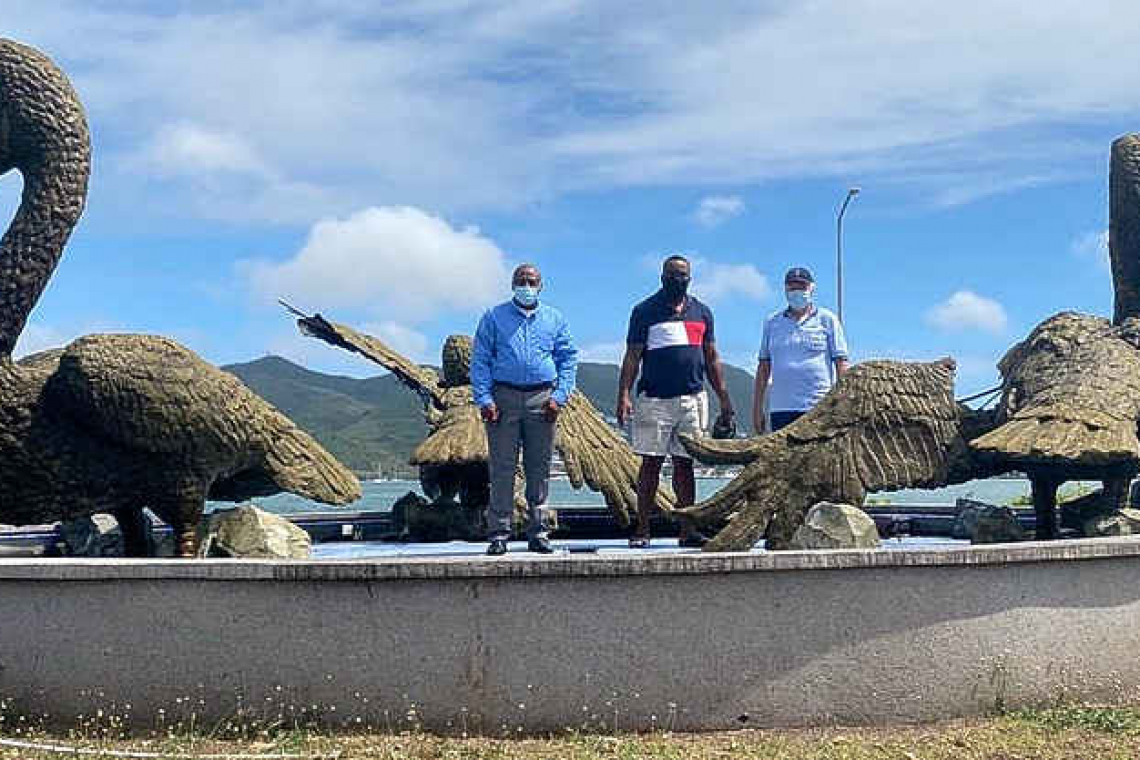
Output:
[786,289,812,310]
[513,285,539,307]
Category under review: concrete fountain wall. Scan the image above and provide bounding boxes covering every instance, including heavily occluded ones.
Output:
[3,539,1140,733]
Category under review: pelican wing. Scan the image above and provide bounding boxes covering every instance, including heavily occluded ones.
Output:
[44,334,360,505]
[555,390,676,528]
[784,358,968,494]
[284,303,445,409]
[675,359,974,551]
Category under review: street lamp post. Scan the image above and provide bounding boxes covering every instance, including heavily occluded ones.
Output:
[836,187,860,323]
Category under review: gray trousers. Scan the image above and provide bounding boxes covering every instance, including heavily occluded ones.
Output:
[485,385,555,540]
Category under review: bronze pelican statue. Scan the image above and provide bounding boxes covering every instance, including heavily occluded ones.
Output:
[286,309,677,535]
[676,358,992,550]
[0,38,360,556]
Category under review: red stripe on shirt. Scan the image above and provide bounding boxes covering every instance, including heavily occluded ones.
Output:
[684,321,706,345]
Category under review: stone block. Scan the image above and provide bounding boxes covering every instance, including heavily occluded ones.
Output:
[196,504,310,559]
[790,502,879,549]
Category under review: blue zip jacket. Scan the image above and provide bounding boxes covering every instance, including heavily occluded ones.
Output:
[470,300,578,408]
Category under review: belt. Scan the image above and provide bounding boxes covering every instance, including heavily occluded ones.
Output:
[494,380,554,392]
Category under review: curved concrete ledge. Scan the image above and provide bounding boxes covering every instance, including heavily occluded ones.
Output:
[2,536,1139,580]
[3,538,1140,733]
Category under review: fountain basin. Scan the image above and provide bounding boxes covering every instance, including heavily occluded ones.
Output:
[2,538,1139,732]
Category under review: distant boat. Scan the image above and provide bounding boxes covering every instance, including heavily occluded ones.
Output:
[371,463,395,483]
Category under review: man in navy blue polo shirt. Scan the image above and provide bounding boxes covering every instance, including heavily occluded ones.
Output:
[471,263,578,556]
[753,266,848,433]
[616,255,735,548]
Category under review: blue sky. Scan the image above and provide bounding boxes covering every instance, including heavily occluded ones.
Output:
[3,1,1136,396]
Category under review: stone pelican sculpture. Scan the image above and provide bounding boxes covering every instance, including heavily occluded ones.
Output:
[0,38,360,556]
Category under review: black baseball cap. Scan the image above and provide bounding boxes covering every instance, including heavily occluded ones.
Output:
[784,267,814,284]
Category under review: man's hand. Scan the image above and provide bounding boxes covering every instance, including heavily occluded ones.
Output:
[481,403,500,424]
[616,392,633,426]
[543,397,561,423]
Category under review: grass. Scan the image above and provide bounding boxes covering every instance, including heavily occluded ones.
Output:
[6,705,1140,759]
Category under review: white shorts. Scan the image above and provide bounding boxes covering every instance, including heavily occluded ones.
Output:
[632,391,708,458]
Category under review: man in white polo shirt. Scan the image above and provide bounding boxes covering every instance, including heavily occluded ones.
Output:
[752,267,849,433]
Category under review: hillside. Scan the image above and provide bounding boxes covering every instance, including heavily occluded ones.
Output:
[222,356,756,474]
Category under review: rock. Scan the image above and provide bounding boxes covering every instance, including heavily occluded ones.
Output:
[60,513,124,556]
[789,502,879,550]
[975,506,1025,544]
[57,511,175,557]
[951,498,986,540]
[394,488,557,542]
[394,490,484,541]
[142,509,176,558]
[391,491,429,539]
[1083,508,1140,537]
[1059,487,1115,532]
[952,499,1026,543]
[196,504,310,559]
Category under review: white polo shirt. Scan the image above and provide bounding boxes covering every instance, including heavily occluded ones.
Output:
[758,306,848,412]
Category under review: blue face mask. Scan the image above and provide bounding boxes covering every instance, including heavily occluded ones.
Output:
[786,289,811,310]
[513,285,539,308]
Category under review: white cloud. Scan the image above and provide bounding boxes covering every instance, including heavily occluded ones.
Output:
[142,122,270,178]
[637,253,771,303]
[693,195,744,227]
[362,321,432,365]
[1072,228,1110,268]
[265,320,432,377]
[931,173,1061,208]
[691,258,771,303]
[243,205,510,322]
[925,291,1009,334]
[6,2,1140,224]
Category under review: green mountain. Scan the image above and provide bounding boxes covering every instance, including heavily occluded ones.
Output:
[222,356,756,475]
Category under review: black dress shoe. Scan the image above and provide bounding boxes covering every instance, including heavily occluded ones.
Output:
[486,538,508,556]
[527,536,555,554]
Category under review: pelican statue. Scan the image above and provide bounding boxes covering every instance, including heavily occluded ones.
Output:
[0,38,360,556]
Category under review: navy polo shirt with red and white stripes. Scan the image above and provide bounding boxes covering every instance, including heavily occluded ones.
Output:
[626,290,715,399]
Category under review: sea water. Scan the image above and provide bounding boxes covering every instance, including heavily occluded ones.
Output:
[226,475,1042,517]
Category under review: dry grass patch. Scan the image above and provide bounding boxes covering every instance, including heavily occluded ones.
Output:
[4,706,1140,759]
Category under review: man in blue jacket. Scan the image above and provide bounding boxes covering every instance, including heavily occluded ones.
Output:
[471,263,578,556]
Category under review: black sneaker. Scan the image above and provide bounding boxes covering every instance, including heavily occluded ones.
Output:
[678,531,710,549]
[527,536,555,554]
[486,538,508,556]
